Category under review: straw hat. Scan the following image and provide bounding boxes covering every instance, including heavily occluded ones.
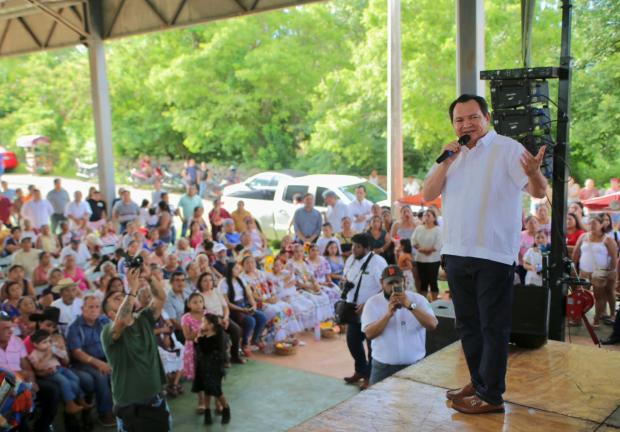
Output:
[51,278,79,294]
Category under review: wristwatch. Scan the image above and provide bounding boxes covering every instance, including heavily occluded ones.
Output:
[407,303,417,311]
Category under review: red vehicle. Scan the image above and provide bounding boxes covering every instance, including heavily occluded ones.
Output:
[0,147,18,171]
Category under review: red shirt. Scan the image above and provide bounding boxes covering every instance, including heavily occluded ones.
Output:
[0,195,11,224]
[566,229,585,246]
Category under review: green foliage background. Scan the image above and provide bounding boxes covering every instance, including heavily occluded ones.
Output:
[0,0,617,183]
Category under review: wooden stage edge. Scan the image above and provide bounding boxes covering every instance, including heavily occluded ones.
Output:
[291,341,620,432]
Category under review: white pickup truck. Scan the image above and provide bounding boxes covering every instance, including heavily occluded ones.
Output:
[221,174,390,241]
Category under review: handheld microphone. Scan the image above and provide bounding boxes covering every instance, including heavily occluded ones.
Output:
[435,134,471,164]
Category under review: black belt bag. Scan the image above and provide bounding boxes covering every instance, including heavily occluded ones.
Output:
[334,253,374,325]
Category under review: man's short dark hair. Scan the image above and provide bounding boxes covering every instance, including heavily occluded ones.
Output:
[171,271,185,281]
[351,233,371,249]
[449,94,489,121]
[355,185,366,192]
[8,264,23,273]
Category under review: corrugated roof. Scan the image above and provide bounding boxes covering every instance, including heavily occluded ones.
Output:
[0,0,325,57]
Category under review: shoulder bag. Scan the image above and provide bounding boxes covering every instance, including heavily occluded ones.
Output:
[334,253,374,325]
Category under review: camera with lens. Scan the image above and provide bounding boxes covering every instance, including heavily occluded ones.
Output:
[125,255,144,269]
[343,281,355,292]
[392,283,404,294]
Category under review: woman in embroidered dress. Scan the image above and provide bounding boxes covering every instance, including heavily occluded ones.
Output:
[240,256,301,340]
[287,244,333,322]
[306,244,341,307]
[266,259,317,330]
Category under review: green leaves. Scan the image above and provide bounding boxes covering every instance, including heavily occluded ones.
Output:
[0,0,616,184]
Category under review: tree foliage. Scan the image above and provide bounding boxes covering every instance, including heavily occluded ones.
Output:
[0,0,616,183]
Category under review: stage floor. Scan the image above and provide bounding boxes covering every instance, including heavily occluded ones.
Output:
[291,340,620,431]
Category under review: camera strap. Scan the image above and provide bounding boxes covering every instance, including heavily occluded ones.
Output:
[342,253,374,303]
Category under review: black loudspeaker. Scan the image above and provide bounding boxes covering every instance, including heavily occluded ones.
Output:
[510,284,551,349]
[426,300,459,356]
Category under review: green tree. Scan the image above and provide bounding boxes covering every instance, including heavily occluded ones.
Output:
[154,4,357,169]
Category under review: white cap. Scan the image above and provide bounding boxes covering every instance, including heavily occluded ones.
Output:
[213,243,227,254]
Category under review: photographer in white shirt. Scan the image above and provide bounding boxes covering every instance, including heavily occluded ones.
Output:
[362,265,437,385]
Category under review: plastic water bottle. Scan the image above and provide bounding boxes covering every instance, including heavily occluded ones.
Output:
[314,323,321,341]
[263,333,275,355]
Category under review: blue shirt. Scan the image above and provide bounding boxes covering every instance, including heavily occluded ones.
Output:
[67,314,111,360]
[293,207,322,240]
[163,289,187,322]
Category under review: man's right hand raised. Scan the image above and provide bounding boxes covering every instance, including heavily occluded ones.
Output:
[126,268,140,295]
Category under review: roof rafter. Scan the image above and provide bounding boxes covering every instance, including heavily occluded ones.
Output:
[232,0,249,12]
[142,0,168,26]
[24,0,89,39]
[171,0,188,26]
[17,16,42,48]
[69,4,82,23]
[0,19,12,54]
[44,8,61,47]
[106,0,126,38]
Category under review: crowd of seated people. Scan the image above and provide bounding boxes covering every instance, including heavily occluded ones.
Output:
[0,173,617,429]
[0,179,425,430]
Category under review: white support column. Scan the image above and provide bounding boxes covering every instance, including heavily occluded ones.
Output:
[456,0,485,96]
[88,35,116,209]
[387,0,403,206]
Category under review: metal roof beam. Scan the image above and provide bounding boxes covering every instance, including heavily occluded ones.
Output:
[105,0,126,38]
[170,0,188,26]
[24,0,89,39]
[17,16,42,48]
[0,0,83,21]
[142,0,168,26]
[232,0,249,12]
[69,4,82,23]
[0,19,11,53]
[44,9,60,47]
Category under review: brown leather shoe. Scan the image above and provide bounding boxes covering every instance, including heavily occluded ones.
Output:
[359,378,369,390]
[446,382,476,401]
[344,372,364,384]
[451,395,504,414]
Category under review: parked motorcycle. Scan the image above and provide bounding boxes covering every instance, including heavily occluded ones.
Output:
[159,164,186,192]
[75,158,98,180]
[128,168,157,187]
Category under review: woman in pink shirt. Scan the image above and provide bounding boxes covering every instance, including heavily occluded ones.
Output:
[62,254,91,292]
[517,216,540,284]
[188,220,204,249]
